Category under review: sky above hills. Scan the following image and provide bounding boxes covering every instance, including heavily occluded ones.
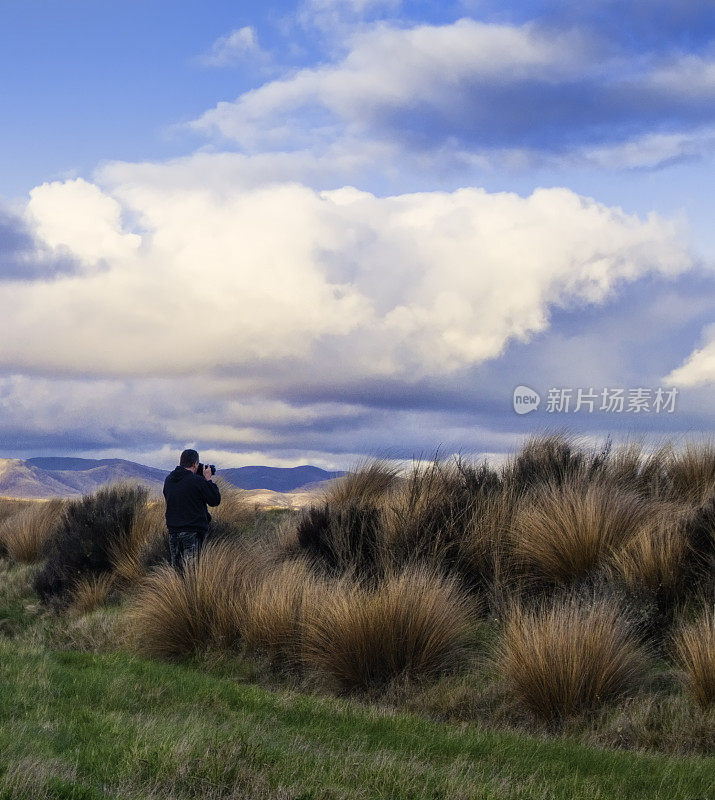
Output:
[1,0,714,469]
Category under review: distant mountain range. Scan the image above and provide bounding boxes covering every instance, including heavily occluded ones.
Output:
[0,457,345,499]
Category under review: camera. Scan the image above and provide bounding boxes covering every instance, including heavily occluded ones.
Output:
[198,462,216,476]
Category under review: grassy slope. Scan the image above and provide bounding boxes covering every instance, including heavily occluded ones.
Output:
[1,639,713,800]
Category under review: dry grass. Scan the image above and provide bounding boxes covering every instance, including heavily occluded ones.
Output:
[125,539,265,659]
[665,441,715,505]
[511,482,649,585]
[69,573,116,614]
[241,558,321,664]
[608,504,690,601]
[672,606,715,707]
[500,593,647,721]
[302,567,473,690]
[211,478,258,528]
[0,498,65,563]
[110,499,166,586]
[323,458,401,506]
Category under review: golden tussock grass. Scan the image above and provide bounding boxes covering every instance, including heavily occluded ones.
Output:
[323,458,401,507]
[0,498,65,563]
[302,566,473,690]
[608,505,690,599]
[210,477,258,528]
[511,482,650,585]
[69,572,116,614]
[672,606,715,707]
[241,558,321,664]
[665,441,715,505]
[500,593,647,721]
[125,539,266,659]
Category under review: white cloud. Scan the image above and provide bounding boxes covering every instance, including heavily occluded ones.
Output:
[198,26,267,67]
[665,323,715,387]
[190,18,583,148]
[579,127,715,169]
[26,179,141,268]
[0,168,690,383]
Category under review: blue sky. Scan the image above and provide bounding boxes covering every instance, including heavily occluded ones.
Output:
[0,0,713,469]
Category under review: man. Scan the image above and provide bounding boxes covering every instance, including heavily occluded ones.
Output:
[163,448,221,571]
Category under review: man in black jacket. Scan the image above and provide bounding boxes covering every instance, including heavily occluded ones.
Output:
[163,448,221,571]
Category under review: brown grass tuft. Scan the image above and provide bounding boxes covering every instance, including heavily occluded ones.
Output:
[665,441,715,505]
[124,539,264,659]
[500,593,647,720]
[0,499,65,563]
[511,481,649,585]
[323,458,401,506]
[673,606,715,707]
[302,566,472,690]
[69,572,116,614]
[609,505,690,600]
[241,558,321,664]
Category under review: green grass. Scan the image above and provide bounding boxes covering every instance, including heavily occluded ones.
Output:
[1,640,713,800]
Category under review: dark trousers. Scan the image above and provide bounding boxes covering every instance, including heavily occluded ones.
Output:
[168,529,207,572]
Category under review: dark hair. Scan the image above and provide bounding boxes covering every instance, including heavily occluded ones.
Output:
[180,448,199,468]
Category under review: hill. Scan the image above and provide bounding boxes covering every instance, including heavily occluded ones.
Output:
[1,458,345,499]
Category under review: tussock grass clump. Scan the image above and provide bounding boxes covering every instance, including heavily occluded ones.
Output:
[295,502,383,578]
[125,539,264,659]
[241,558,321,664]
[381,458,501,576]
[502,433,608,494]
[500,594,647,721]
[302,567,472,690]
[0,498,65,563]
[323,458,400,506]
[609,505,690,604]
[511,482,649,585]
[665,441,715,505]
[33,484,147,605]
[672,607,715,707]
[69,573,116,615]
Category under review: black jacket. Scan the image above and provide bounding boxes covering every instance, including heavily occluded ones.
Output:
[163,466,221,534]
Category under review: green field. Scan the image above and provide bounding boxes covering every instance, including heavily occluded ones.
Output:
[1,563,713,800]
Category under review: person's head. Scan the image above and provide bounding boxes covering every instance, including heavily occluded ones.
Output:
[179,448,199,472]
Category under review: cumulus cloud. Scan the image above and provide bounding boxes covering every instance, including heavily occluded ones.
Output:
[0,168,690,384]
[666,324,715,387]
[198,26,268,67]
[189,17,715,167]
[0,206,80,281]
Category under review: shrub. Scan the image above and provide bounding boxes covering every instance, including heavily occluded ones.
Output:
[295,502,383,578]
[302,567,472,690]
[33,484,147,605]
[511,481,649,586]
[500,593,647,720]
[673,607,715,707]
[125,539,266,659]
[381,458,500,576]
[0,499,65,563]
[682,496,715,599]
